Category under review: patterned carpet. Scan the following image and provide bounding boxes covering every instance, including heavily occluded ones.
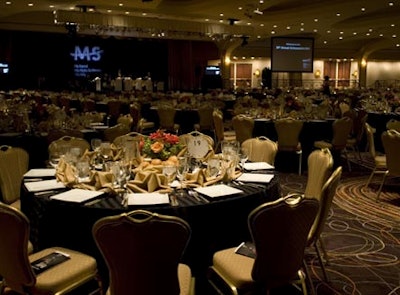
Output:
[278,159,400,295]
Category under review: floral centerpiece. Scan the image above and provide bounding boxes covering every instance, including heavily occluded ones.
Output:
[141,129,183,161]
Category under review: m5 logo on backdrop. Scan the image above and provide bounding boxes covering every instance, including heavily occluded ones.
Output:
[70,46,103,62]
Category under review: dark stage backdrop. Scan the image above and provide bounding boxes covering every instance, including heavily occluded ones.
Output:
[0,30,219,91]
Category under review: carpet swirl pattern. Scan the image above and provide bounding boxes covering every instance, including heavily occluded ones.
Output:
[279,172,400,295]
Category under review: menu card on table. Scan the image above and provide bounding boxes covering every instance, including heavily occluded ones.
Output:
[50,189,104,203]
[194,184,243,198]
[24,179,66,192]
[127,193,170,206]
[236,173,275,184]
[24,168,56,178]
[243,162,274,170]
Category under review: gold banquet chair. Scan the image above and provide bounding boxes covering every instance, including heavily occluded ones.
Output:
[232,114,255,144]
[375,129,400,201]
[213,109,236,153]
[0,145,29,210]
[113,131,146,148]
[208,195,319,295]
[304,148,334,200]
[0,202,102,295]
[314,116,353,171]
[116,114,134,131]
[365,122,387,192]
[274,118,304,175]
[48,136,90,158]
[157,106,179,133]
[386,119,400,132]
[241,136,278,165]
[306,166,342,283]
[92,209,194,295]
[103,123,130,143]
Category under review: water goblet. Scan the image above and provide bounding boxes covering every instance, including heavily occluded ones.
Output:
[162,164,176,185]
[74,159,91,183]
[91,138,102,152]
[176,157,189,195]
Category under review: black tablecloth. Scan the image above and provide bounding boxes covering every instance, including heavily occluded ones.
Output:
[21,175,281,282]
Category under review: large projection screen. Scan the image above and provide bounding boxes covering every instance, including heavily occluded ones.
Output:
[271,37,314,72]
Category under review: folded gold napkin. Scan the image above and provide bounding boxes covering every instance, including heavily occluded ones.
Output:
[56,158,78,186]
[56,158,116,193]
[126,170,172,193]
[184,168,220,187]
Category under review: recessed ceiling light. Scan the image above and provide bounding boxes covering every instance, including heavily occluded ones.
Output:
[353,32,357,35]
[336,13,341,16]
[286,26,291,30]
[392,34,397,38]
[107,10,112,13]
[28,3,33,7]
[327,30,331,33]
[314,18,318,22]
[361,7,366,12]
[238,7,242,10]
[389,2,394,6]
[119,3,123,7]
[300,28,304,31]
[271,30,276,34]
[5,2,11,5]
[339,36,343,40]
[391,24,395,27]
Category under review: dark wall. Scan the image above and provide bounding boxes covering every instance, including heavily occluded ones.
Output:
[0,30,219,91]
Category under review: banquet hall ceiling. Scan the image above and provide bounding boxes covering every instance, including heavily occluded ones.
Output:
[1,0,400,60]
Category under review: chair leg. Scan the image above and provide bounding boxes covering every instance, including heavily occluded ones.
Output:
[376,172,388,202]
[343,149,352,172]
[365,168,376,188]
[302,260,315,295]
[297,150,302,175]
[315,242,329,283]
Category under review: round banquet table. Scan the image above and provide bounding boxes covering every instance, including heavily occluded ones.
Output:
[21,174,281,287]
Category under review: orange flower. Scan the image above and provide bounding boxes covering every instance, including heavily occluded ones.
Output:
[150,141,164,154]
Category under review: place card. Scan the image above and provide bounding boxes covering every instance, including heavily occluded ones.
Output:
[236,173,274,183]
[50,189,104,203]
[127,193,169,205]
[243,162,274,170]
[24,168,56,178]
[194,184,243,198]
[25,179,66,192]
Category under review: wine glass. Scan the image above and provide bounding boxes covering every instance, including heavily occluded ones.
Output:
[162,164,176,185]
[176,156,188,195]
[238,148,249,171]
[99,142,112,163]
[91,138,102,152]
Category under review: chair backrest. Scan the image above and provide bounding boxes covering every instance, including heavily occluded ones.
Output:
[212,109,225,142]
[117,114,133,130]
[93,209,191,295]
[157,106,176,131]
[307,166,342,245]
[331,116,353,149]
[241,136,278,165]
[274,118,303,151]
[197,106,214,131]
[365,122,377,158]
[46,128,85,145]
[249,195,319,288]
[113,132,146,148]
[386,119,400,132]
[48,136,90,156]
[0,146,29,205]
[103,123,130,143]
[381,129,400,176]
[232,115,254,144]
[304,148,333,199]
[0,202,36,293]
